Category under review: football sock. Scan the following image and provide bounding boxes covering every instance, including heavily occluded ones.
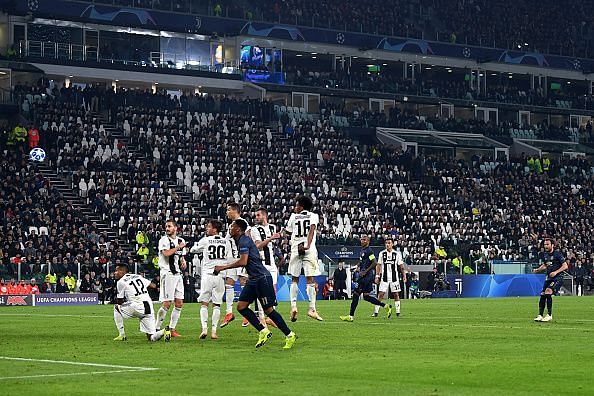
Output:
[349,293,360,316]
[374,305,381,314]
[546,295,553,315]
[150,329,165,342]
[256,300,265,320]
[395,300,401,313]
[113,306,125,336]
[170,307,182,329]
[156,306,169,330]
[200,305,208,331]
[212,306,221,331]
[225,285,235,314]
[363,295,385,306]
[290,282,298,308]
[538,295,546,316]
[267,310,291,336]
[238,307,264,331]
[306,283,316,310]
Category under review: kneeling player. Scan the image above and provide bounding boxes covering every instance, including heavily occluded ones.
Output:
[112,264,170,342]
[341,235,392,322]
[214,219,297,349]
[196,219,232,340]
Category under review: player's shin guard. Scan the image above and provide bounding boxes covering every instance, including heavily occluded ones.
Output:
[200,305,208,331]
[546,295,553,315]
[113,306,125,336]
[538,295,546,316]
[395,300,401,314]
[306,283,317,310]
[212,306,221,332]
[267,310,291,336]
[225,285,235,314]
[363,294,385,306]
[238,306,265,331]
[156,306,169,330]
[150,329,165,341]
[349,293,360,316]
[290,282,298,308]
[170,307,182,329]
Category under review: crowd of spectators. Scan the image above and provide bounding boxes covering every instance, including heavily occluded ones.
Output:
[286,66,594,113]
[4,82,594,284]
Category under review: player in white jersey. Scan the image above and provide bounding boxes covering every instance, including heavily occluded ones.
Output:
[112,264,171,342]
[155,219,186,338]
[374,238,407,317]
[221,202,251,327]
[252,207,281,327]
[195,219,233,340]
[285,195,323,322]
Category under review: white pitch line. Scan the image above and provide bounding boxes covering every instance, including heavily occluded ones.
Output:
[0,313,112,318]
[0,356,157,371]
[322,320,591,331]
[0,369,148,381]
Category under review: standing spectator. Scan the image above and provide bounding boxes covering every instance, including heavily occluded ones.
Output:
[149,274,160,301]
[183,271,196,303]
[573,261,586,296]
[55,277,68,293]
[93,279,104,302]
[64,271,76,293]
[79,273,93,293]
[333,262,348,300]
[427,267,439,291]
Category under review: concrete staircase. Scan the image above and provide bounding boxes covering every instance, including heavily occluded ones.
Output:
[36,163,132,252]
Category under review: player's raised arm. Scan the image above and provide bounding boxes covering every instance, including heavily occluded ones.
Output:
[161,240,186,257]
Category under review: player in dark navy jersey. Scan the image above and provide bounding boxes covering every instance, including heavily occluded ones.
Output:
[533,238,568,322]
[214,219,297,349]
[340,235,392,322]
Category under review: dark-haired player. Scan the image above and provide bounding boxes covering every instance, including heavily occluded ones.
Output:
[155,219,186,337]
[341,235,392,322]
[214,219,297,349]
[533,238,568,322]
[113,264,171,342]
[285,195,323,322]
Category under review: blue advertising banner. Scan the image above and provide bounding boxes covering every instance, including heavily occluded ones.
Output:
[35,293,99,306]
[5,0,593,73]
[447,274,546,298]
[317,245,362,260]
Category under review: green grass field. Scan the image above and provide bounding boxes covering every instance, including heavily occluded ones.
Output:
[0,297,592,395]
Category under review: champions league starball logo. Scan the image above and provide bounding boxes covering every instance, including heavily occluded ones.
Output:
[336,33,345,44]
[28,0,39,12]
[463,47,471,58]
[572,59,581,70]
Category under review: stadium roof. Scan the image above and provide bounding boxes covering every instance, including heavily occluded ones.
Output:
[376,128,508,150]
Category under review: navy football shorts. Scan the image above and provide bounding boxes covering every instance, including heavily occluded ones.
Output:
[541,277,563,294]
[238,275,277,309]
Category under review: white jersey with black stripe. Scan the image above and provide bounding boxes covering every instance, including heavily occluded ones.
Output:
[251,224,277,267]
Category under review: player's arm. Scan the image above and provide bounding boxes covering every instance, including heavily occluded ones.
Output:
[361,253,376,277]
[304,223,316,251]
[214,252,248,274]
[549,257,569,278]
[160,239,186,257]
[399,264,408,283]
[115,281,125,306]
[375,254,383,284]
[254,233,280,249]
[533,263,547,273]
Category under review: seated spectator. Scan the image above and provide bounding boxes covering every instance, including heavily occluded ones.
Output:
[55,277,68,293]
[79,273,93,293]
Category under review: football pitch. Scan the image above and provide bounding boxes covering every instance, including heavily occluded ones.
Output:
[0,297,591,395]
